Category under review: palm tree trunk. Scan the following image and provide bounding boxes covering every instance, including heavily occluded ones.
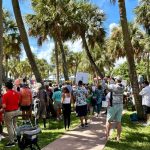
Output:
[118,0,143,119]
[81,33,104,78]
[58,39,69,81]
[2,66,6,83]
[5,56,9,79]
[0,0,3,89]
[12,0,42,83]
[54,40,60,84]
[54,23,69,81]
[146,53,150,82]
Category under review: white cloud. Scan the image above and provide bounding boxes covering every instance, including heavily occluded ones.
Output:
[21,40,54,64]
[21,52,26,61]
[21,39,82,64]
[65,40,82,52]
[109,23,119,33]
[36,42,54,63]
[31,46,38,53]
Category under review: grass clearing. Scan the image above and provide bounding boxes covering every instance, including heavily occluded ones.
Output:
[0,112,80,150]
[104,111,150,150]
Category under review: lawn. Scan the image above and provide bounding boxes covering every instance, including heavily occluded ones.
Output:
[0,112,80,150]
[104,111,150,150]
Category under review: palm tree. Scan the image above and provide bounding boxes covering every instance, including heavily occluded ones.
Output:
[67,51,82,80]
[8,60,20,79]
[26,0,70,81]
[2,10,22,79]
[135,0,150,81]
[69,2,105,78]
[0,0,3,89]
[8,58,49,79]
[135,0,150,35]
[54,41,59,84]
[139,34,150,81]
[12,0,42,83]
[107,23,144,61]
[110,0,143,119]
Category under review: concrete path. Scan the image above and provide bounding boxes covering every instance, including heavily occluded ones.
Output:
[42,114,107,150]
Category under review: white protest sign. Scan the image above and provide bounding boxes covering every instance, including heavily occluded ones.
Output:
[76,72,89,84]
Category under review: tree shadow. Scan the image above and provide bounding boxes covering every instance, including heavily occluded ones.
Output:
[42,116,107,150]
[105,113,150,150]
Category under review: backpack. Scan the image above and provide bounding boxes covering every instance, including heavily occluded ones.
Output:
[130,113,138,122]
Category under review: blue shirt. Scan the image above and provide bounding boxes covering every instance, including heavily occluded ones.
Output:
[52,91,62,102]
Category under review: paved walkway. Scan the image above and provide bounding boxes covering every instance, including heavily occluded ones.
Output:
[42,114,107,150]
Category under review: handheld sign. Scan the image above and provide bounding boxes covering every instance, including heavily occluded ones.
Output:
[76,72,89,84]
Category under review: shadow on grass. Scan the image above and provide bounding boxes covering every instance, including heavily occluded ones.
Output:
[104,112,150,150]
[38,131,64,148]
[0,131,64,150]
[122,113,143,129]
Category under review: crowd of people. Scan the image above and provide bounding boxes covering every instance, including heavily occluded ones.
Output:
[0,75,150,147]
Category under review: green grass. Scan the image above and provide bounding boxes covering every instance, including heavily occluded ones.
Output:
[0,113,80,150]
[104,111,150,150]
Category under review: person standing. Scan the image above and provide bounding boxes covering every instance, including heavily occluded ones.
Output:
[20,84,32,121]
[139,81,150,125]
[73,81,88,128]
[36,84,48,128]
[61,87,72,130]
[86,87,93,115]
[1,82,20,147]
[52,87,62,120]
[106,76,125,141]
[95,85,103,117]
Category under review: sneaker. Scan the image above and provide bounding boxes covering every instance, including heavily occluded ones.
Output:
[85,123,89,127]
[5,142,15,147]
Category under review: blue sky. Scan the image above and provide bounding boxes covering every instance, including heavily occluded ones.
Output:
[3,0,138,64]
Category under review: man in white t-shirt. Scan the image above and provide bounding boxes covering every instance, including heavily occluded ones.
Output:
[139,81,150,125]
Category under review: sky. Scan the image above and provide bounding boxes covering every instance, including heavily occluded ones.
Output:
[3,0,139,65]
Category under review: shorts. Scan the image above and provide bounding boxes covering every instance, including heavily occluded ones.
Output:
[107,104,123,122]
[143,105,150,115]
[54,101,62,110]
[20,105,31,111]
[76,105,87,117]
